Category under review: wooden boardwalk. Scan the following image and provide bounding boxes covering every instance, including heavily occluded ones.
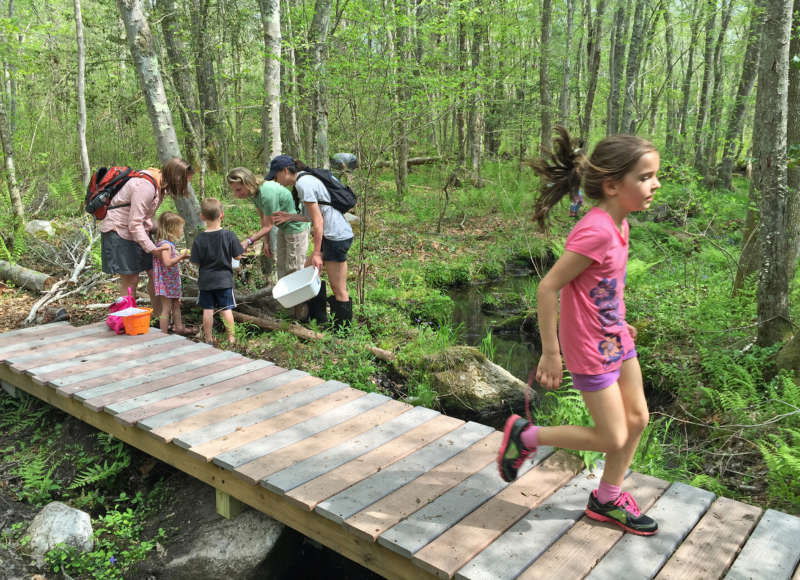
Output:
[1,321,799,580]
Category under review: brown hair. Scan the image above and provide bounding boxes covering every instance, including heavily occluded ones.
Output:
[161,157,193,198]
[156,211,185,243]
[531,127,656,228]
[226,167,262,195]
[200,197,223,221]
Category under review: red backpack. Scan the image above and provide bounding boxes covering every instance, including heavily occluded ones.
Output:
[85,166,158,220]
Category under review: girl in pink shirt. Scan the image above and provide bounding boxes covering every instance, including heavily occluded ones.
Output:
[499,127,662,536]
[152,212,193,335]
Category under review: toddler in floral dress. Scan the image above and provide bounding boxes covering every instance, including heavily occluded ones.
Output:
[153,212,193,335]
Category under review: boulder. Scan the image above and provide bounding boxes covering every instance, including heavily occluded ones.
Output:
[27,502,93,565]
[24,220,55,237]
[423,346,531,422]
[776,333,800,380]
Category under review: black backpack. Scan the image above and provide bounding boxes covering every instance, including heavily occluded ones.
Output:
[296,168,357,214]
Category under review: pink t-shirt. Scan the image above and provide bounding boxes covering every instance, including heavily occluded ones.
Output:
[559,207,634,375]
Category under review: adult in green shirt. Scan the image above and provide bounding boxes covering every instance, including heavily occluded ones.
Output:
[227,167,310,297]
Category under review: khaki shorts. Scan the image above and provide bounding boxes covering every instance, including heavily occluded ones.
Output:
[277,229,309,279]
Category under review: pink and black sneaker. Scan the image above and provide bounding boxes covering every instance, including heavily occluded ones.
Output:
[497,414,537,482]
[585,490,658,535]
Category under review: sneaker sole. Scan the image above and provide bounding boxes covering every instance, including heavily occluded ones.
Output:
[584,509,658,536]
[497,414,523,483]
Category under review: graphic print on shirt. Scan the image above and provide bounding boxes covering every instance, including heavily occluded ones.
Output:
[589,277,625,367]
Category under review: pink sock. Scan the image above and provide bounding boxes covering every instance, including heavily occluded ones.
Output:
[596,481,621,505]
[520,425,540,450]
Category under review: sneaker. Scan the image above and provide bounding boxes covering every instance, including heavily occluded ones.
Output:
[585,490,658,535]
[497,414,537,482]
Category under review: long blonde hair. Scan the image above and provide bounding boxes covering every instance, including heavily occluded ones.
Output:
[156,212,185,243]
[226,167,262,196]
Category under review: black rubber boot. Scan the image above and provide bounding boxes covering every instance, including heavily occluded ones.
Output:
[307,281,328,325]
[331,299,352,332]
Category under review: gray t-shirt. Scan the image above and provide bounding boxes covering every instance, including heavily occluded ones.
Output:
[296,173,353,242]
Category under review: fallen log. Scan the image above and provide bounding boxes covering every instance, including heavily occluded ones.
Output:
[373,156,442,169]
[0,260,56,292]
[232,310,396,362]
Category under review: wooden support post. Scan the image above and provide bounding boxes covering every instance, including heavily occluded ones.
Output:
[1,379,17,398]
[216,488,245,519]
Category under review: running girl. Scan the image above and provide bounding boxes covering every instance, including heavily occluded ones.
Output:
[498,128,662,535]
[152,212,193,336]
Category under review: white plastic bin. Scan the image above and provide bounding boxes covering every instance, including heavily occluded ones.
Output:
[272,266,321,308]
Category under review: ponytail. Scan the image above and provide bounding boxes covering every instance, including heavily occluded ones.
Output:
[530,126,584,229]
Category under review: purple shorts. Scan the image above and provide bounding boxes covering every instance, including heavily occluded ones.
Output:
[571,349,638,392]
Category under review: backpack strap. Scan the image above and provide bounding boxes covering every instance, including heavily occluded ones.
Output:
[295,171,334,207]
[107,170,159,212]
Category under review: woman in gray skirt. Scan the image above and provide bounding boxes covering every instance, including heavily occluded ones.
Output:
[99,157,194,320]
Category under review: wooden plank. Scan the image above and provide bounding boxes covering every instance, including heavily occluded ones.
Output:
[0,321,72,346]
[4,328,112,363]
[227,398,412,484]
[655,497,762,580]
[0,322,103,352]
[453,465,604,580]
[113,364,288,425]
[76,349,234,407]
[177,380,358,452]
[10,331,164,372]
[148,373,334,443]
[286,415,464,511]
[377,446,557,560]
[518,472,670,580]
[27,335,184,384]
[329,425,498,531]
[207,391,391,466]
[413,451,585,580]
[140,369,313,433]
[263,406,440,494]
[44,342,216,392]
[585,482,715,580]
[104,359,273,416]
[186,386,364,462]
[0,365,439,580]
[725,509,800,580]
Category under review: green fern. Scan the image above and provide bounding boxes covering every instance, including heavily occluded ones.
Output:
[758,428,800,511]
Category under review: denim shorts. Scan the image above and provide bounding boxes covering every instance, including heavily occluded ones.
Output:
[101,231,153,275]
[321,237,353,262]
[198,288,236,310]
[571,349,638,391]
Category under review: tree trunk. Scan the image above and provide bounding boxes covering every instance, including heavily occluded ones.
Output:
[0,98,22,226]
[116,0,203,239]
[580,0,607,140]
[0,260,55,292]
[663,5,677,153]
[620,0,644,135]
[754,0,793,346]
[606,0,628,136]
[73,0,89,188]
[470,17,485,185]
[282,0,302,159]
[394,0,410,197]
[258,0,281,166]
[787,4,800,279]
[456,18,466,166]
[559,0,575,126]
[539,0,552,151]
[718,0,764,191]
[310,0,331,169]
[158,0,202,166]
[191,0,221,170]
[677,0,701,160]
[692,0,717,173]
[702,0,734,187]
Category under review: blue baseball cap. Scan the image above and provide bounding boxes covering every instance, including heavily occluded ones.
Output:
[266,154,295,180]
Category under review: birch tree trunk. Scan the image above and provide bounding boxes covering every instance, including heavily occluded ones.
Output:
[191,0,221,170]
[396,0,410,196]
[755,0,793,346]
[116,0,202,238]
[787,4,800,278]
[677,0,701,160]
[470,18,485,185]
[158,0,202,166]
[258,0,281,165]
[310,0,331,168]
[0,98,22,226]
[718,0,763,190]
[702,0,734,187]
[73,0,89,188]
[663,6,677,153]
[558,0,574,125]
[620,0,644,134]
[607,0,628,136]
[282,0,302,159]
[539,0,552,151]
[692,0,716,173]
[580,0,606,139]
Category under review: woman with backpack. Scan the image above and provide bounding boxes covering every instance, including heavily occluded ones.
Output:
[269,154,354,330]
[99,157,194,322]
